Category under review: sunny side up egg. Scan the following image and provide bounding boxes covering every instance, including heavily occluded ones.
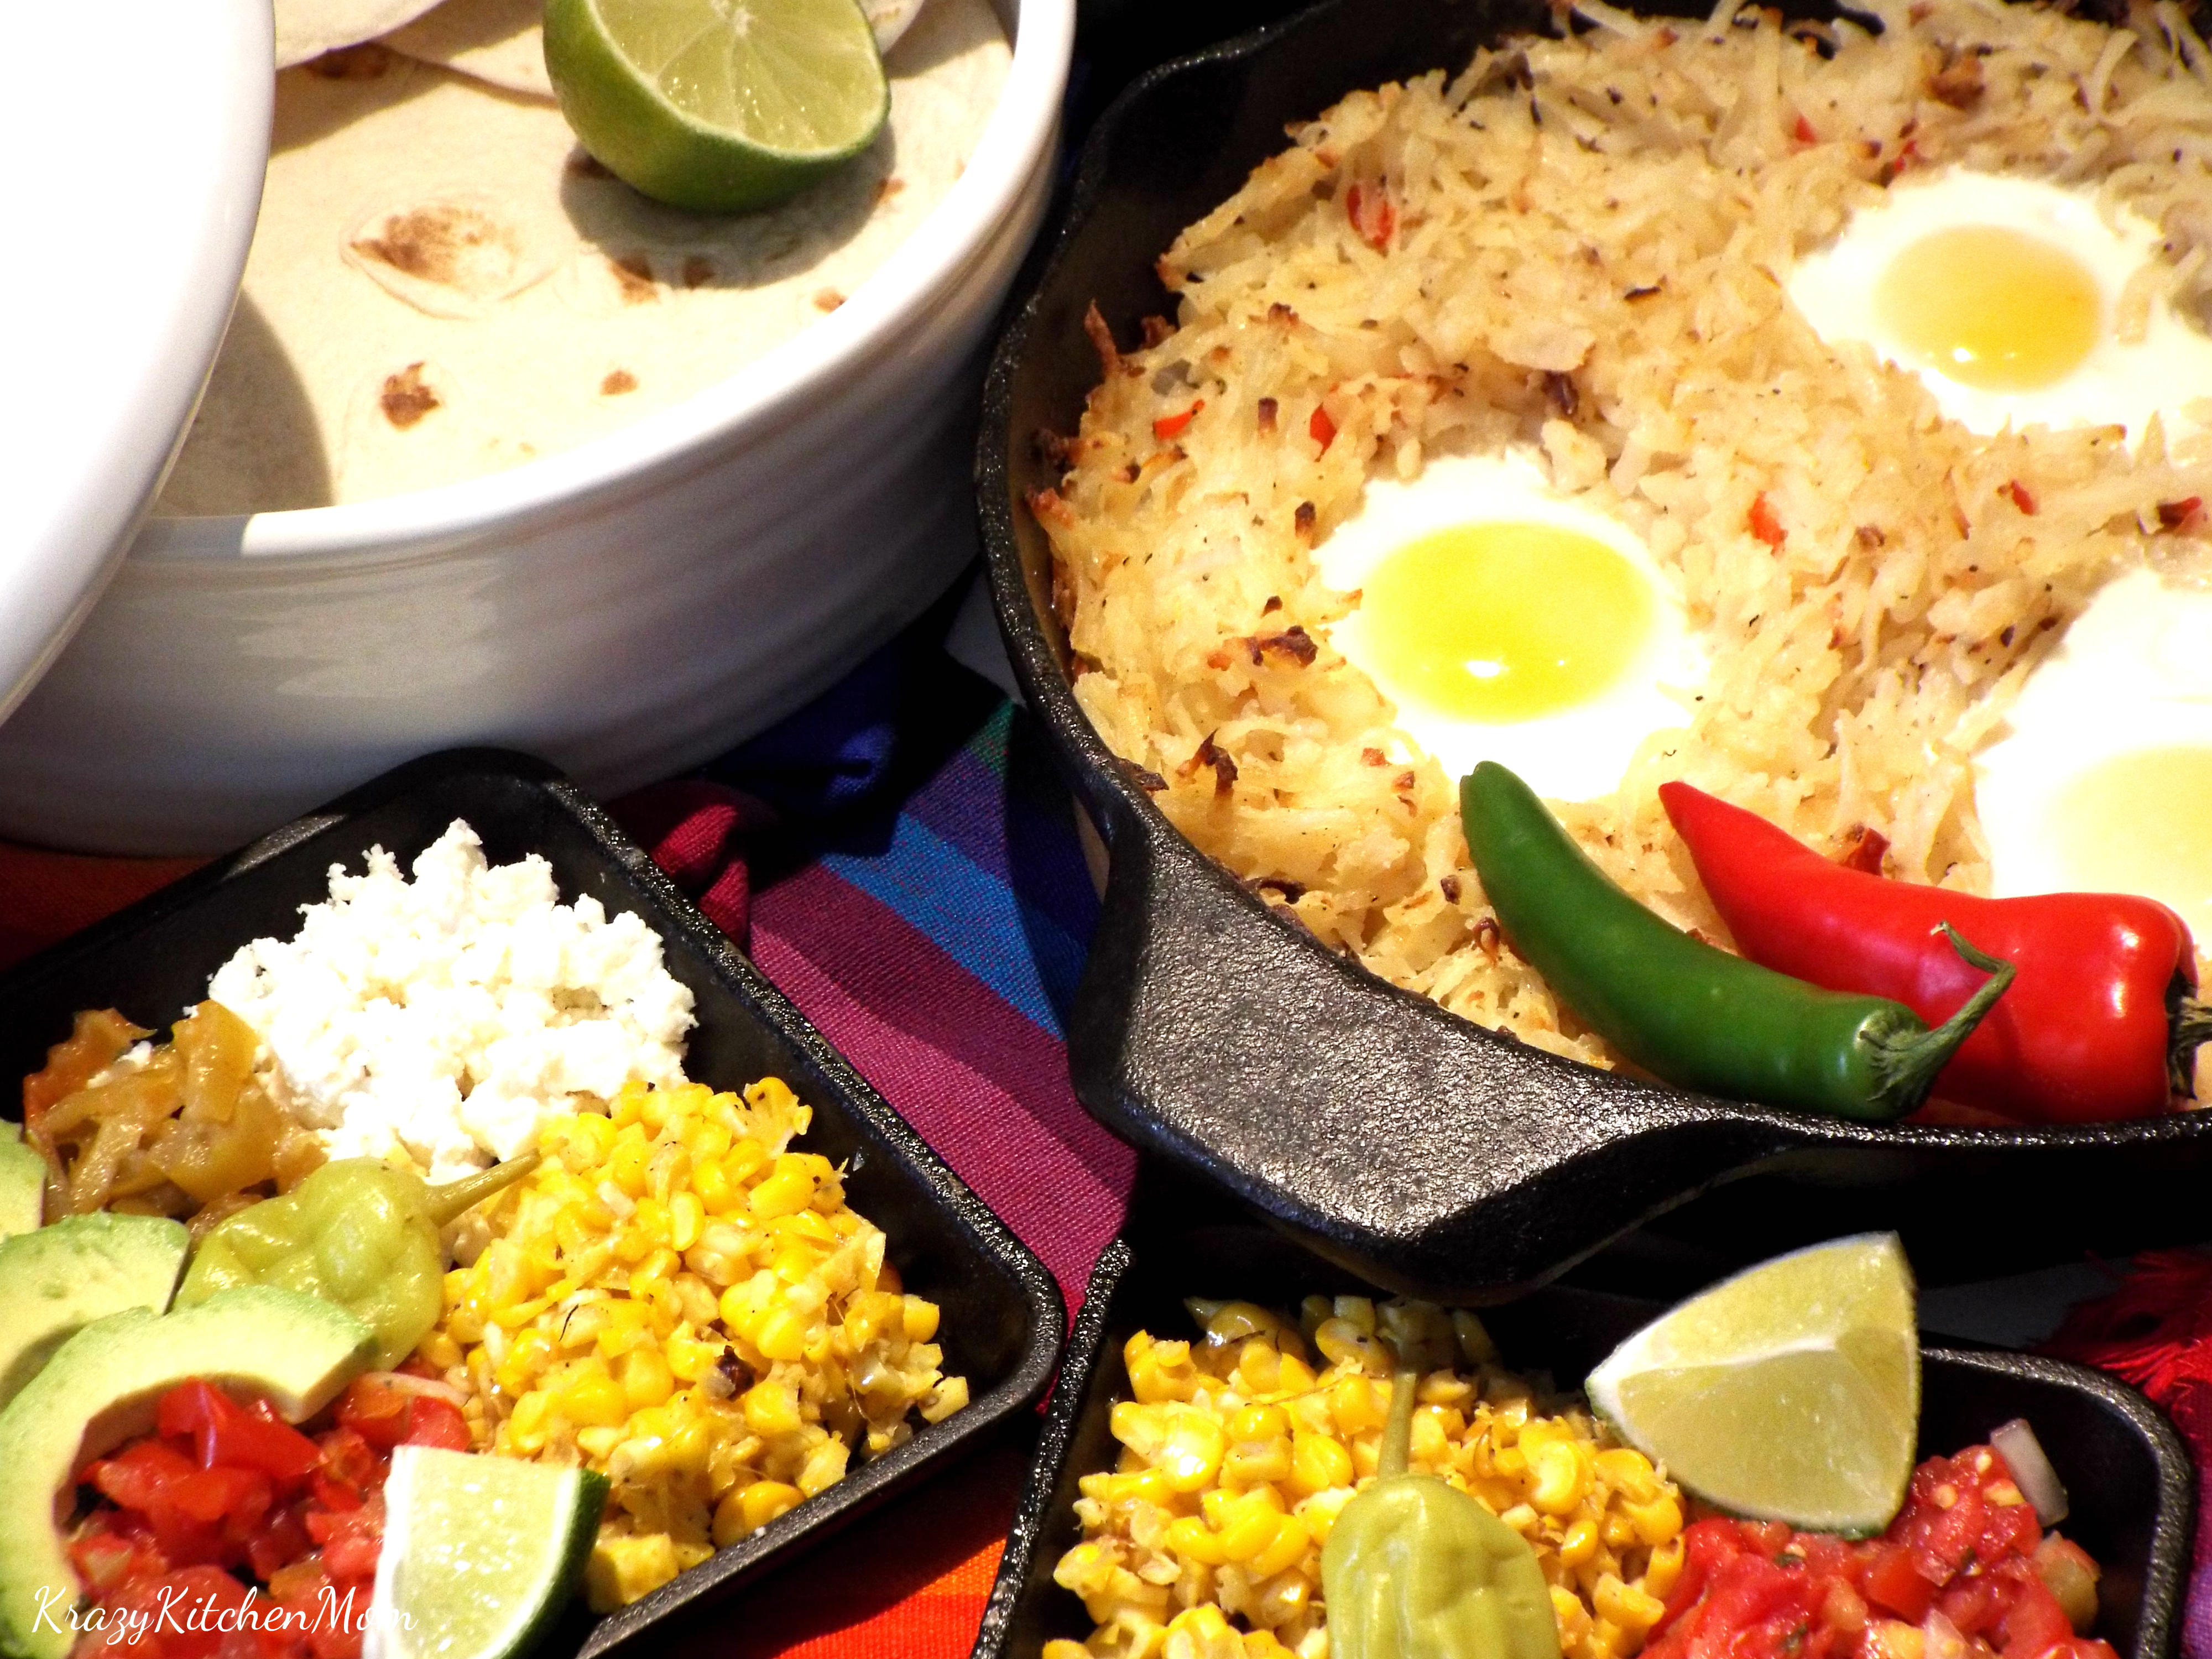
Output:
[1316,452,1705,801]
[1788,169,2212,438]
[1974,568,2212,946]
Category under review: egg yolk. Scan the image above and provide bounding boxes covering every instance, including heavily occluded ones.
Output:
[1359,521,1654,723]
[2046,743,2212,937]
[1874,225,2102,392]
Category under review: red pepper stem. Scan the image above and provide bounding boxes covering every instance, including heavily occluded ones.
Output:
[2174,995,2212,1096]
[1865,925,2017,1111]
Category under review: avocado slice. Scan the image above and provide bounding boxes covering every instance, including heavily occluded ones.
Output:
[0,1214,189,1411]
[0,1128,42,1239]
[0,1286,375,1659]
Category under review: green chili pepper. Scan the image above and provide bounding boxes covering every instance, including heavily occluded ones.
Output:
[177,1154,540,1369]
[1458,760,2017,1121]
[1321,1333,1560,1659]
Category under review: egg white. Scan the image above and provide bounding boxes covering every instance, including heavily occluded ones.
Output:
[1789,169,2212,440]
[1317,451,1705,801]
[1974,567,2212,942]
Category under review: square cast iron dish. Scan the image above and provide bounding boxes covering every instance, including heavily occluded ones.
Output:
[971,1169,2195,1659]
[978,0,2212,1302]
[0,748,1065,1659]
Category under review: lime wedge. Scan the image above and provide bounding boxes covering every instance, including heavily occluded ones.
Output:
[367,1447,608,1659]
[543,0,890,212]
[1585,1233,1919,1535]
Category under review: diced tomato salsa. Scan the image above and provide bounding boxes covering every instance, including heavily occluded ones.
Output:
[66,1379,469,1659]
[1646,1445,2116,1659]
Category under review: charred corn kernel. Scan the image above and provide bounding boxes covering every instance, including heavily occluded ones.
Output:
[1626,1490,1683,1546]
[1558,1517,1601,1568]
[1531,1441,1588,1514]
[1166,1517,1227,1566]
[1595,1573,1667,1632]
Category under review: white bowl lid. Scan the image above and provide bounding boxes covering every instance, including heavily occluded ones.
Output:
[0,0,271,722]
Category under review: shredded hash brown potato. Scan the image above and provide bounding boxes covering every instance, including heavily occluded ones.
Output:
[1047,1295,1684,1659]
[1032,0,2212,1091]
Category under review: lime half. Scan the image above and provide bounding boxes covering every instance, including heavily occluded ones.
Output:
[544,0,889,212]
[367,1447,608,1659]
[1585,1233,1919,1535]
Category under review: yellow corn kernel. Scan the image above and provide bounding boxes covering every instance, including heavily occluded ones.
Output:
[1213,1495,1285,1563]
[1166,1516,1227,1566]
[1228,1405,1288,1441]
[718,1272,775,1333]
[902,1296,941,1343]
[1287,1431,1353,1497]
[1531,1442,1588,1515]
[618,1347,676,1411]
[1551,1515,1597,1568]
[1126,1335,1196,1404]
[1223,1437,1292,1488]
[611,1084,647,1127]
[1158,1413,1228,1493]
[754,1305,808,1364]
[1249,1514,1310,1579]
[691,1159,734,1215]
[1043,1644,1092,1659]
[1314,1317,1389,1372]
[733,1479,804,1537]
[1596,1573,1668,1632]
[841,1288,901,1349]
[507,1390,551,1440]
[1330,1375,1387,1436]
[416,1331,463,1370]
[1188,1300,1287,1347]
[1551,1585,1594,1649]
[742,1378,805,1438]
[1274,1353,1317,1395]
[1087,1467,1173,1507]
[1644,1535,1686,1601]
[607,1136,653,1197]
[1596,1447,1661,1502]
[563,1368,628,1428]
[750,1156,817,1220]
[1625,1490,1683,1547]
[1167,1605,1234,1642]
[797,1437,851,1497]
[770,1237,824,1285]
[585,1532,680,1613]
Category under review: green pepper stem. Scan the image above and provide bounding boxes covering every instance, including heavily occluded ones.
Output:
[1863,925,2016,1115]
[425,1150,542,1225]
[2173,994,2212,1097]
[1379,1366,1418,1481]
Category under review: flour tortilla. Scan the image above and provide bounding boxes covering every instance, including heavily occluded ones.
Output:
[380,0,930,96]
[160,0,1008,513]
[275,0,446,67]
[382,0,552,98]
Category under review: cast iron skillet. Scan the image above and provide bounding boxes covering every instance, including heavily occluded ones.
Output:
[971,1166,2195,1659]
[0,749,1064,1659]
[976,0,2212,1302]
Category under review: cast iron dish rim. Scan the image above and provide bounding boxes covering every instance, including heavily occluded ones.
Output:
[968,1229,2198,1659]
[974,0,2212,1160]
[0,746,1067,1659]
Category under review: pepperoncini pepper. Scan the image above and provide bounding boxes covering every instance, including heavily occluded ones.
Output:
[1321,1337,1562,1659]
[177,1152,539,1369]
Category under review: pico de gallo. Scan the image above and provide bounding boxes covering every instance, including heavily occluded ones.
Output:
[1647,1442,2112,1659]
[65,1378,469,1659]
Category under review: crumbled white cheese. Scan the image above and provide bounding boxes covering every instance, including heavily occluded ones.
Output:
[208,819,694,1183]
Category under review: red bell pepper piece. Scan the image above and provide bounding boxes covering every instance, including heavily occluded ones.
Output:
[1660,781,2208,1121]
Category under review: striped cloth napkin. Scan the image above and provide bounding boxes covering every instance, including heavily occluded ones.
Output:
[0,627,1136,1658]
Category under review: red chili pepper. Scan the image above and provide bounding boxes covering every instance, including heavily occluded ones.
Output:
[1660,781,2209,1121]
[1310,405,1337,452]
[1793,113,1818,144]
[1152,398,1203,441]
[1747,493,1786,548]
[1345,181,1396,251]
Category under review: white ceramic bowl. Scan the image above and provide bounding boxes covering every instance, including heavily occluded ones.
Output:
[0,0,1068,855]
